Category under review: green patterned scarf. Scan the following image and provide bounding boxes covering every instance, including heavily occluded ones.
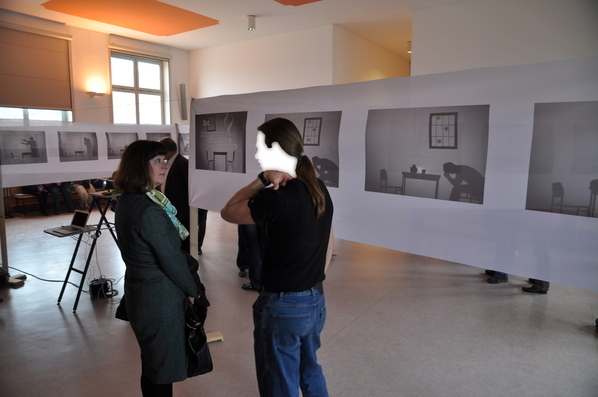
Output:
[146,189,189,240]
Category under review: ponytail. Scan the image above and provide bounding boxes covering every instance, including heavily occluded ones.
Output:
[258,118,326,218]
[296,155,326,218]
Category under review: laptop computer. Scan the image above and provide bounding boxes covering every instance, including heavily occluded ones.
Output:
[47,210,91,235]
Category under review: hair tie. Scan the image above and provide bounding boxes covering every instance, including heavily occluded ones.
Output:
[299,152,306,157]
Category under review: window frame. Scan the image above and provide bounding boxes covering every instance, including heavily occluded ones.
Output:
[110,51,170,125]
[0,107,72,122]
[429,112,458,149]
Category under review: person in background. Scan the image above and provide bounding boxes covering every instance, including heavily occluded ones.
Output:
[45,182,75,215]
[485,269,509,284]
[159,137,191,253]
[73,180,96,210]
[159,137,208,255]
[221,117,333,397]
[113,140,199,397]
[22,184,49,216]
[237,224,263,292]
[522,278,550,294]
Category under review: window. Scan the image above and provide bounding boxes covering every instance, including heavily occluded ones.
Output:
[429,112,458,149]
[110,52,169,125]
[303,117,322,146]
[0,107,72,122]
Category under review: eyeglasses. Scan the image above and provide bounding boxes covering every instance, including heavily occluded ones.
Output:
[150,158,169,165]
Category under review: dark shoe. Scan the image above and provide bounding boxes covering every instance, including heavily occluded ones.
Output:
[238,269,247,278]
[528,278,538,284]
[487,275,508,284]
[241,283,260,292]
[522,284,547,294]
[485,270,496,276]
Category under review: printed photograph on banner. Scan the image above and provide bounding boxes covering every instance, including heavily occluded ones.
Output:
[195,111,247,173]
[178,133,189,157]
[58,131,98,162]
[106,132,139,159]
[264,111,342,188]
[525,101,598,218]
[146,132,171,142]
[365,105,489,203]
[0,130,48,165]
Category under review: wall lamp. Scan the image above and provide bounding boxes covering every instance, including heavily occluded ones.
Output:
[247,15,256,31]
[86,91,105,97]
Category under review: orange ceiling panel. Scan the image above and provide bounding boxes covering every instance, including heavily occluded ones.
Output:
[274,0,323,5]
[42,0,218,36]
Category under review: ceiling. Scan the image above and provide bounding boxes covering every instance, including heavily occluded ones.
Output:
[0,0,434,62]
[0,0,464,61]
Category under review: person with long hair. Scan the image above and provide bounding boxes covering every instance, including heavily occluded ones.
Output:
[221,117,334,397]
[113,140,199,397]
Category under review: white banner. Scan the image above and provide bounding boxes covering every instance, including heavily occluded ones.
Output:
[189,57,598,291]
[0,122,187,186]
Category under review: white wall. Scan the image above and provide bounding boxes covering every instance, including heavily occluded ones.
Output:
[190,26,335,99]
[332,25,410,84]
[412,0,598,76]
[68,26,112,123]
[189,24,409,99]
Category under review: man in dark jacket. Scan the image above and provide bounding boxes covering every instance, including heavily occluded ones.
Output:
[160,137,208,255]
[160,137,191,252]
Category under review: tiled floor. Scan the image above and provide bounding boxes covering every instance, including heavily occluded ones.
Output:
[1,209,597,397]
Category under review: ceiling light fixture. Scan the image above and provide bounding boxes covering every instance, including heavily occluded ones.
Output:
[407,41,412,54]
[247,15,256,31]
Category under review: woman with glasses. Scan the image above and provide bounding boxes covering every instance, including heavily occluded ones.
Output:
[113,140,199,397]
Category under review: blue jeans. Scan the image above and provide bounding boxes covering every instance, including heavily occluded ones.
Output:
[253,287,328,397]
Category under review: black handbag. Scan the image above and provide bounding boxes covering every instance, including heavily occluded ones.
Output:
[184,250,212,377]
[185,300,213,377]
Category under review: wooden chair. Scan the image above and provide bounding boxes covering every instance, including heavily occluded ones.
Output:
[226,151,235,172]
[551,182,588,215]
[588,179,598,217]
[380,169,401,194]
[459,191,483,204]
[206,150,215,170]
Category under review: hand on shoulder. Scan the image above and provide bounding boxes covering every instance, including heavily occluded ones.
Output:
[263,171,293,190]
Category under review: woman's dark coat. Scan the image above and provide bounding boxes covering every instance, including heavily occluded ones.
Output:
[115,193,198,384]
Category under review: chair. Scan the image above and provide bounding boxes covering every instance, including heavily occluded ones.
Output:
[551,182,588,215]
[206,150,215,170]
[588,179,598,217]
[380,169,401,194]
[459,191,483,204]
[226,151,235,172]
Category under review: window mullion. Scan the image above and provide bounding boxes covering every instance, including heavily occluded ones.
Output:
[134,59,140,124]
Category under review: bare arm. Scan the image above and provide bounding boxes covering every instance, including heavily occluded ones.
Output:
[324,227,335,274]
[221,170,293,225]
